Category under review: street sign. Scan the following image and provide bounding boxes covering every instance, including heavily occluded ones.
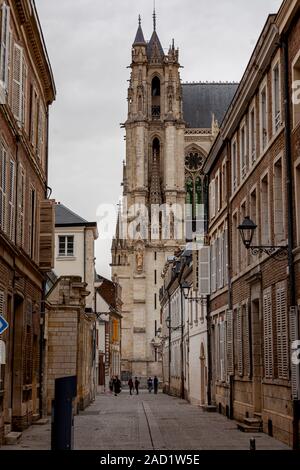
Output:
[0,315,9,335]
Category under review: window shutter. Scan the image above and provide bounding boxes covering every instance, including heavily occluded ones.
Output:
[8,159,15,241]
[211,179,215,218]
[17,164,25,247]
[276,282,288,380]
[0,2,10,93]
[224,228,228,285]
[12,43,23,122]
[263,288,273,379]
[290,306,299,400]
[198,246,210,295]
[244,303,251,377]
[37,103,45,161]
[211,240,216,293]
[226,309,234,375]
[39,199,55,271]
[218,232,223,289]
[0,290,5,317]
[0,143,7,233]
[237,306,243,376]
[220,321,225,382]
[21,57,27,127]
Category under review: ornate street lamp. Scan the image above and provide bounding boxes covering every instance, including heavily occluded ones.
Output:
[238,216,288,259]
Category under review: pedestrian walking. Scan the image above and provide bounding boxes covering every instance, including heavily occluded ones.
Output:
[147,377,153,393]
[134,377,140,395]
[113,375,121,396]
[153,376,159,394]
[128,377,134,395]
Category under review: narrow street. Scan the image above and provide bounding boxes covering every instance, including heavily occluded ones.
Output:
[0,391,289,451]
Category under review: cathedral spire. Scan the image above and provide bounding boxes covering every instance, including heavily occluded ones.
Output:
[153,2,156,32]
[133,15,146,45]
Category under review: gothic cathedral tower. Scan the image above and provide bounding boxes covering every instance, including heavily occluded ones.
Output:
[111,13,186,382]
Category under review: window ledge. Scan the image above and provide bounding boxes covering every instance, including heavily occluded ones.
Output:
[56,256,76,261]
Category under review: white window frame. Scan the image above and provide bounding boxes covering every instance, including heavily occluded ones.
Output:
[272,60,282,134]
[58,235,75,257]
[231,137,238,193]
[249,102,256,165]
[239,120,247,180]
[292,48,300,130]
[0,2,10,100]
[259,79,268,154]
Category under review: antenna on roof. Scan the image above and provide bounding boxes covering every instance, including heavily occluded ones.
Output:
[138,14,141,27]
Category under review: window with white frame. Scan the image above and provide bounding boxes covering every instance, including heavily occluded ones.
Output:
[0,141,7,233]
[272,62,281,133]
[215,171,220,213]
[58,235,74,257]
[221,159,227,207]
[250,187,257,254]
[232,211,239,276]
[7,158,15,241]
[231,139,237,193]
[275,281,288,380]
[209,178,215,220]
[292,51,300,128]
[0,2,10,95]
[240,201,248,271]
[260,85,268,152]
[240,123,247,180]
[249,106,256,164]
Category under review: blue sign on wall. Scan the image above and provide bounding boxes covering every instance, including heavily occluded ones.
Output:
[0,315,9,335]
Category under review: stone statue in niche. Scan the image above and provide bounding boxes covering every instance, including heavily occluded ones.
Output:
[136,248,144,273]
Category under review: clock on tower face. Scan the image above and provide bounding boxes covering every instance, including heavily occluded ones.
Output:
[185,152,203,172]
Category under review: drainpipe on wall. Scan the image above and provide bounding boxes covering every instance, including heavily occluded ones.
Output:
[204,174,212,406]
[167,291,171,395]
[39,104,51,419]
[282,33,299,451]
[226,139,234,420]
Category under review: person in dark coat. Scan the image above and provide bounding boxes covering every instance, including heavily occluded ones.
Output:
[147,377,153,393]
[153,376,159,394]
[113,375,121,396]
[134,377,140,395]
[128,377,134,395]
[109,377,114,393]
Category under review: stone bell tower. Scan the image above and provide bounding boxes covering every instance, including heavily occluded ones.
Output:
[111,12,186,382]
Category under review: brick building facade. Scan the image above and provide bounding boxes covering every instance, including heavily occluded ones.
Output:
[0,0,55,443]
[203,0,300,448]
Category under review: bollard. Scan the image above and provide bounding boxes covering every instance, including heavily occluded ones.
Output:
[51,376,77,450]
[250,437,256,451]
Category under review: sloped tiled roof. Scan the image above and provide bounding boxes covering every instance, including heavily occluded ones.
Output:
[133,24,146,45]
[55,203,96,227]
[98,277,117,310]
[147,31,164,61]
[182,82,238,129]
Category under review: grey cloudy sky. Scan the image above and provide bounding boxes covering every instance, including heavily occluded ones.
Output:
[35,0,282,278]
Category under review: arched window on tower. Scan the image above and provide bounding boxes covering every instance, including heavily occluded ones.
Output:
[152,77,161,119]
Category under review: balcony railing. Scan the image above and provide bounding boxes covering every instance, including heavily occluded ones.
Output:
[152,105,161,119]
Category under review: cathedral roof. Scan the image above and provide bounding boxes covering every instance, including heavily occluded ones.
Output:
[147,31,165,61]
[133,20,146,45]
[182,82,238,129]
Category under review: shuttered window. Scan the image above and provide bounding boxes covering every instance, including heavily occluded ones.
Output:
[243,303,251,377]
[8,159,15,241]
[290,306,299,399]
[219,320,225,382]
[211,240,216,293]
[198,246,210,295]
[39,199,55,270]
[0,143,7,233]
[223,228,228,285]
[37,103,45,161]
[237,306,243,376]
[276,282,289,380]
[226,309,234,375]
[263,287,273,378]
[0,2,10,92]
[0,290,5,316]
[28,187,36,259]
[12,43,23,122]
[17,164,25,247]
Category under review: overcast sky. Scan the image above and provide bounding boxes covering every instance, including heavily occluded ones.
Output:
[35,0,282,278]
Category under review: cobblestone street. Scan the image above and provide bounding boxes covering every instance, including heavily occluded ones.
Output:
[0,391,290,451]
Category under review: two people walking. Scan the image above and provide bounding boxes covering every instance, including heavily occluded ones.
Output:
[128,377,140,395]
[148,376,159,394]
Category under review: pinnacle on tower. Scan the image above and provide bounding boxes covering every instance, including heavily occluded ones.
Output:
[133,14,146,45]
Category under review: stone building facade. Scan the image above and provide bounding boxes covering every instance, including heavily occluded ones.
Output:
[0,0,55,444]
[111,13,236,383]
[203,0,300,448]
[45,276,96,414]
